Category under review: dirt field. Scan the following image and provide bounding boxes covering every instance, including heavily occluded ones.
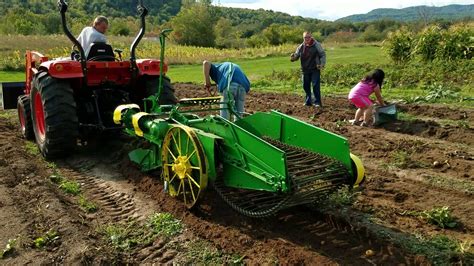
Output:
[0,84,473,264]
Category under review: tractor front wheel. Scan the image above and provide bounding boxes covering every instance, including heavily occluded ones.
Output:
[17,95,35,140]
[162,125,208,208]
[30,75,78,159]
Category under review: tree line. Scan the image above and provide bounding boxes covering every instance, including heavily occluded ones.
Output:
[0,0,472,48]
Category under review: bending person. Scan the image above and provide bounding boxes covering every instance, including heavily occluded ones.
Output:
[203,60,250,121]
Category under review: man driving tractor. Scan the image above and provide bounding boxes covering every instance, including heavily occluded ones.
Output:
[76,16,109,58]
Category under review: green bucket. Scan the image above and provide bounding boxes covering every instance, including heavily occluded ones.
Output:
[374,104,397,125]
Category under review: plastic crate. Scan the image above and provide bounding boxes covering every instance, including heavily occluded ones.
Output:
[374,104,397,125]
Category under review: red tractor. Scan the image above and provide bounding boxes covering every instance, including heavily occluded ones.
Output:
[16,0,176,158]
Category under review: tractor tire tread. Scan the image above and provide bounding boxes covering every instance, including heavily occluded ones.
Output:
[17,95,35,140]
[31,74,78,159]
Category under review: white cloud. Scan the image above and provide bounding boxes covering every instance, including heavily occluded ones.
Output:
[214,0,474,20]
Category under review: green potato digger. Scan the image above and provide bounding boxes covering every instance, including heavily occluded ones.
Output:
[114,31,365,218]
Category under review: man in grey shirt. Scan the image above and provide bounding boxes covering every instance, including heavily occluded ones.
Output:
[291,31,326,111]
[76,16,109,57]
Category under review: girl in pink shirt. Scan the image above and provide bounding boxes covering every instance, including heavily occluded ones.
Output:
[348,69,385,126]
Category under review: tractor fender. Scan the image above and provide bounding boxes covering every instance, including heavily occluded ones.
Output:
[136,59,168,76]
[40,60,83,79]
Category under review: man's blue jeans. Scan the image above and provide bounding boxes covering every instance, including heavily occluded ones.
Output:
[220,82,246,121]
[302,70,321,106]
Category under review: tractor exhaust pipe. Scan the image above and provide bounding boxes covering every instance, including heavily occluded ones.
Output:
[57,0,87,77]
[130,0,148,75]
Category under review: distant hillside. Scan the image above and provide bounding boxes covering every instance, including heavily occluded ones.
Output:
[214,6,320,37]
[0,0,182,22]
[337,4,474,22]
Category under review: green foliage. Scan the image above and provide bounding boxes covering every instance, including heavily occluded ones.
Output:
[45,161,57,170]
[385,23,473,63]
[148,213,183,238]
[437,24,474,60]
[101,213,183,251]
[59,180,81,195]
[391,151,419,169]
[78,196,98,213]
[49,174,63,184]
[415,25,442,61]
[397,111,417,121]
[34,230,59,249]
[326,185,360,206]
[214,17,245,49]
[102,223,141,250]
[422,206,458,229]
[24,142,39,156]
[403,234,474,265]
[383,27,414,64]
[170,3,216,47]
[325,31,358,43]
[339,4,474,22]
[0,239,16,259]
[0,0,181,35]
[323,63,373,86]
[185,240,225,264]
[359,25,385,42]
[410,83,461,103]
[424,175,474,195]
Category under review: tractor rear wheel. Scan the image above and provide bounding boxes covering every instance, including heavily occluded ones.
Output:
[17,95,35,140]
[162,125,208,208]
[30,74,78,159]
[143,75,178,105]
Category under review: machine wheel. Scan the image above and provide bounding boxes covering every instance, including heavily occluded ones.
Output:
[17,95,35,140]
[350,153,366,187]
[30,75,78,159]
[162,125,208,208]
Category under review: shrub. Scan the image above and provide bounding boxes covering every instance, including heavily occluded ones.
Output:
[414,25,442,61]
[422,206,458,229]
[383,27,414,64]
[437,24,473,60]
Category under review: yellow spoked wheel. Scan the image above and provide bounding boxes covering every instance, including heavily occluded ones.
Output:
[350,153,366,187]
[162,125,208,209]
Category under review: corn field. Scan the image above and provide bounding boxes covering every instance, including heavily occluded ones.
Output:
[0,34,295,71]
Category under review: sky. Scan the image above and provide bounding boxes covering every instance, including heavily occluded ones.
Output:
[213,0,474,21]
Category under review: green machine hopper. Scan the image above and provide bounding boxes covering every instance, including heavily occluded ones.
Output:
[113,31,365,218]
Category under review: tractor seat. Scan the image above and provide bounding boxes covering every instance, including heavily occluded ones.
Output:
[87,42,115,61]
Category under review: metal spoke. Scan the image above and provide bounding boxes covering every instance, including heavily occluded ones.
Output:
[169,173,178,184]
[166,146,177,161]
[186,173,201,188]
[185,137,190,154]
[178,129,182,156]
[186,149,196,161]
[177,180,183,195]
[188,178,197,202]
[183,180,187,205]
[172,131,181,156]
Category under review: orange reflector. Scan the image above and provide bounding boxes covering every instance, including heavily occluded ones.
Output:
[55,64,64,72]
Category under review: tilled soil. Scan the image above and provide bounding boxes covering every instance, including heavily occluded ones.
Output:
[0,84,472,264]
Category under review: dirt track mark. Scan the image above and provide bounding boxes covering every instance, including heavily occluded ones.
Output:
[58,153,182,264]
